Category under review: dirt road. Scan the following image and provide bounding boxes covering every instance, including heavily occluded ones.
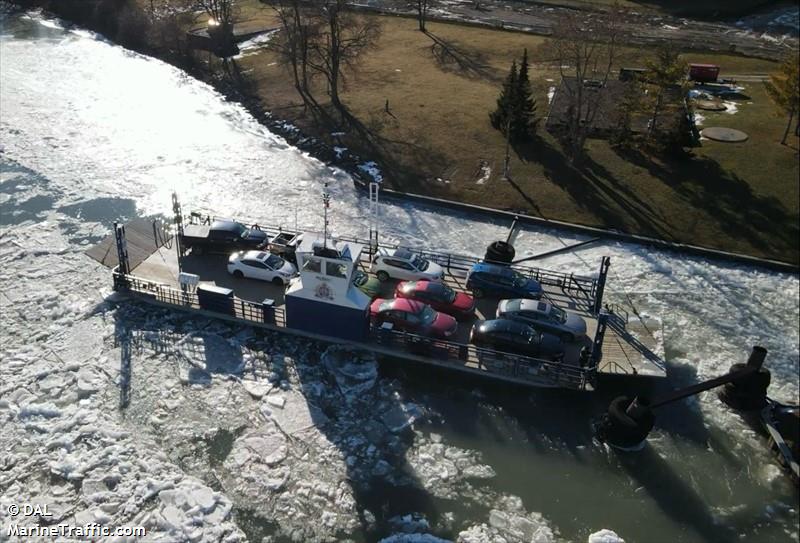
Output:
[353,0,798,60]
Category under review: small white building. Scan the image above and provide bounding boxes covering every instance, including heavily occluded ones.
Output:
[284,232,371,341]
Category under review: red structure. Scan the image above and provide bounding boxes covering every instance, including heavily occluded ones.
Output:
[689,63,720,83]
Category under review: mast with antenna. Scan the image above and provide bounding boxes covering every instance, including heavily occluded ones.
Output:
[322,182,331,249]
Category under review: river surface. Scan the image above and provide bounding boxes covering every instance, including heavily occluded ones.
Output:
[1,11,798,543]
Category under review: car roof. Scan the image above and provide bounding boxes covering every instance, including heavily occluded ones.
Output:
[518,300,551,313]
[393,248,414,260]
[242,250,273,261]
[211,219,242,231]
[472,262,516,276]
[386,298,426,313]
[479,319,533,334]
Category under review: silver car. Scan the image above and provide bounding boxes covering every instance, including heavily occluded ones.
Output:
[496,299,587,342]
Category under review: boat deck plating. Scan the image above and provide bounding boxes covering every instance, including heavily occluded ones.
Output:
[128,238,665,383]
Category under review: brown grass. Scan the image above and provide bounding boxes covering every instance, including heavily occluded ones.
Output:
[191,3,798,263]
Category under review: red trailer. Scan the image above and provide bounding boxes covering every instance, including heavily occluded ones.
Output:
[689,63,720,83]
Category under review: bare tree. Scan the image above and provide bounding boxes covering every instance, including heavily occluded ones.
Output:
[271,0,317,107]
[543,9,623,165]
[306,0,382,112]
[644,44,687,139]
[416,0,434,32]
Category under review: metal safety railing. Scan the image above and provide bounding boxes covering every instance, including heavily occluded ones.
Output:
[111,267,595,390]
[371,326,596,390]
[180,212,599,305]
[112,269,286,327]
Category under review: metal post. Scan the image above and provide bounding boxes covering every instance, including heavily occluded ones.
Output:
[114,222,130,276]
[322,182,331,248]
[593,256,611,315]
[172,192,184,273]
[368,181,380,255]
[590,311,608,367]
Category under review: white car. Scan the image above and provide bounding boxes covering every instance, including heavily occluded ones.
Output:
[370,248,444,282]
[228,250,297,285]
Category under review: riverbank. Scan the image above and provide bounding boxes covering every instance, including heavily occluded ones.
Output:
[12,0,800,267]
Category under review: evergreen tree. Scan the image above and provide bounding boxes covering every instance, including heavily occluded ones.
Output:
[490,60,518,135]
[512,48,538,141]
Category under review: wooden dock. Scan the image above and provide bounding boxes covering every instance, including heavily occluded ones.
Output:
[89,219,667,390]
[85,218,168,271]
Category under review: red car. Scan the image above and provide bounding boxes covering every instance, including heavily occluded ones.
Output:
[369,298,458,338]
[395,280,476,321]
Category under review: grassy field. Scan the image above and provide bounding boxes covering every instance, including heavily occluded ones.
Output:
[201,4,799,263]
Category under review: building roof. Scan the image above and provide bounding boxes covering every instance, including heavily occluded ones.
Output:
[546,77,685,136]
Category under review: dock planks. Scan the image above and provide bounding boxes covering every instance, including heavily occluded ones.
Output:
[85,218,169,271]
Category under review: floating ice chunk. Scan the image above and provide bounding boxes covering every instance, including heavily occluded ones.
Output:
[588,529,626,543]
[388,513,430,533]
[380,535,450,543]
[382,402,423,433]
[242,380,271,399]
[358,161,383,183]
[19,402,61,419]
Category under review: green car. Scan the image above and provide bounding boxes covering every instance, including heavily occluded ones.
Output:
[353,270,381,298]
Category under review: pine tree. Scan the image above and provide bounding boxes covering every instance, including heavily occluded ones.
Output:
[512,48,538,141]
[490,60,518,136]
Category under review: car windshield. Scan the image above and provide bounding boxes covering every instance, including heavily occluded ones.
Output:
[234,222,248,238]
[432,283,456,303]
[512,271,528,288]
[265,254,284,269]
[524,329,541,345]
[550,306,568,323]
[419,306,437,325]
[412,255,429,271]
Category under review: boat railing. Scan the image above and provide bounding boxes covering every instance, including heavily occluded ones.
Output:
[112,269,287,327]
[371,326,595,390]
[179,214,598,303]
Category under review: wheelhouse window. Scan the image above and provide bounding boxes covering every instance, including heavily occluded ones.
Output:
[303,257,322,273]
[326,262,347,278]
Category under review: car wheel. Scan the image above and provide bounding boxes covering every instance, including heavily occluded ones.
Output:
[376,271,390,282]
[472,288,484,299]
[272,277,284,286]
[232,270,244,279]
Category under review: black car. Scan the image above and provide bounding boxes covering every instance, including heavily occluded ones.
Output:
[181,219,268,255]
[470,319,564,360]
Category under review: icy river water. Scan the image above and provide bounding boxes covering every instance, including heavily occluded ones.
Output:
[1,11,799,543]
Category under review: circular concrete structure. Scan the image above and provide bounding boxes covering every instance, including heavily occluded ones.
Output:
[701,127,749,142]
[695,100,727,111]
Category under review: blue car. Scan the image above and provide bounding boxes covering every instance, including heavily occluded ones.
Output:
[465,262,543,299]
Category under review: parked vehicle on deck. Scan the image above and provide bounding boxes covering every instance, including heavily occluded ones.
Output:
[465,262,543,299]
[370,248,444,282]
[369,298,457,338]
[182,219,268,256]
[395,280,475,320]
[470,319,565,360]
[227,250,297,285]
[496,299,587,342]
[353,269,381,298]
